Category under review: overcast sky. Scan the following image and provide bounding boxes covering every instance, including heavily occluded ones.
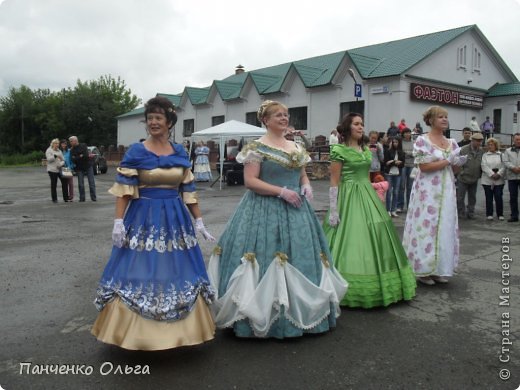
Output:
[1,0,519,105]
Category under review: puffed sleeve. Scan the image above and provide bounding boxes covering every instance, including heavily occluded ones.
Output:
[108,167,139,198]
[180,168,198,204]
[236,143,263,164]
[329,144,345,162]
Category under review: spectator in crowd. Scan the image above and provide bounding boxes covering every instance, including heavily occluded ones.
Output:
[502,133,520,222]
[329,129,339,145]
[45,138,68,203]
[285,125,311,149]
[397,118,408,134]
[456,132,484,219]
[69,135,97,202]
[384,137,404,217]
[193,141,212,182]
[481,116,494,143]
[371,173,389,204]
[397,128,414,212]
[412,122,423,138]
[387,121,399,138]
[469,116,480,133]
[458,127,473,147]
[368,130,384,181]
[59,139,74,202]
[481,138,505,221]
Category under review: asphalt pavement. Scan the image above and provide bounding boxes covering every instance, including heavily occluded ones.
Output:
[0,166,519,390]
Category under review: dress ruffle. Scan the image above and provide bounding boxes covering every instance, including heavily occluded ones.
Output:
[92,296,215,351]
[208,251,347,337]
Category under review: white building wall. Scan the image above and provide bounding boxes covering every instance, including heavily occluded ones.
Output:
[118,30,518,147]
[118,115,145,146]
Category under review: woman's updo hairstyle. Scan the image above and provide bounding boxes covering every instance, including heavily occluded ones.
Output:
[257,100,287,126]
[144,96,178,129]
[337,112,365,147]
[423,105,448,127]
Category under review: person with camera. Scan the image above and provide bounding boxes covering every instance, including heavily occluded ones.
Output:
[481,138,505,221]
[45,138,68,203]
[69,135,97,202]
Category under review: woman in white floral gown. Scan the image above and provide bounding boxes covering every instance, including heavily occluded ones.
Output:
[402,106,467,286]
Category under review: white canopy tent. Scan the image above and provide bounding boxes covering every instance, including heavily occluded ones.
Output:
[190,120,266,189]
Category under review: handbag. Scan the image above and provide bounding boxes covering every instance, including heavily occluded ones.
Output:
[60,167,73,178]
[409,167,418,179]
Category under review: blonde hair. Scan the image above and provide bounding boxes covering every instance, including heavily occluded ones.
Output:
[486,137,500,149]
[257,100,287,125]
[50,138,60,147]
[423,106,448,127]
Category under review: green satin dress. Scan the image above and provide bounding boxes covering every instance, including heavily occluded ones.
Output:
[323,144,416,308]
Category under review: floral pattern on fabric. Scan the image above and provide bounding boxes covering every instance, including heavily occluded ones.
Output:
[402,135,460,276]
[95,278,214,321]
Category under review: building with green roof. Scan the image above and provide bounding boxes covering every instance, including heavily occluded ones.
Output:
[117,25,519,147]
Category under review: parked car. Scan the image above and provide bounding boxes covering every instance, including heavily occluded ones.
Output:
[87,146,108,175]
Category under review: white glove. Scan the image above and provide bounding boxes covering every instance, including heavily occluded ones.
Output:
[328,187,340,227]
[112,218,126,248]
[279,186,303,208]
[195,218,216,242]
[300,183,314,201]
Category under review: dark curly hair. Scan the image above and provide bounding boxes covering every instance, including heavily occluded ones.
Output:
[144,96,178,129]
[337,112,365,148]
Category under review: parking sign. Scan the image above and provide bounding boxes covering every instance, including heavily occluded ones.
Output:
[354,83,362,98]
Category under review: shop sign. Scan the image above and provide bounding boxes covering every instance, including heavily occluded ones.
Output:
[410,82,483,109]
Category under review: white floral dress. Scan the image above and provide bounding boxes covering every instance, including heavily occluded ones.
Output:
[402,135,460,277]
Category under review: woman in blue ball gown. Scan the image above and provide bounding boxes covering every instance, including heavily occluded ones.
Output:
[207,100,348,338]
[91,97,216,350]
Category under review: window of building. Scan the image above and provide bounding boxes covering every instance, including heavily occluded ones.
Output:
[212,115,225,126]
[493,109,501,133]
[473,46,481,72]
[339,101,365,121]
[245,112,261,127]
[183,119,194,137]
[457,45,467,69]
[288,106,307,130]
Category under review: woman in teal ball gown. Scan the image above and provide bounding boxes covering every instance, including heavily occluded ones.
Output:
[207,100,348,338]
[323,113,416,308]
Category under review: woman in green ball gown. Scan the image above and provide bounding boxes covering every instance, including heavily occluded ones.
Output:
[323,113,416,308]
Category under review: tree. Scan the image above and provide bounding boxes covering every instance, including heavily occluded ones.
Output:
[0,75,140,154]
[61,75,140,147]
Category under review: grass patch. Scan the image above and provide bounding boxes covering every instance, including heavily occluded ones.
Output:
[0,151,45,166]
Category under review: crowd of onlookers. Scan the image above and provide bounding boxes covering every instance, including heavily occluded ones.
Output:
[45,136,97,203]
[328,117,520,223]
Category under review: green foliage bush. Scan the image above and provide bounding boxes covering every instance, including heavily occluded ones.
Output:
[0,150,45,166]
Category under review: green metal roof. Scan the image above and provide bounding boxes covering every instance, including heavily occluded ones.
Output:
[348,25,474,78]
[213,80,243,100]
[116,106,144,119]
[487,82,520,97]
[157,93,182,107]
[184,87,210,105]
[116,24,517,118]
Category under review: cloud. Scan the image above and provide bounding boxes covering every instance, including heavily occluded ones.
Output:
[0,0,519,103]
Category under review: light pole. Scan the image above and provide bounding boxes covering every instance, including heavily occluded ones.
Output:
[348,68,359,102]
